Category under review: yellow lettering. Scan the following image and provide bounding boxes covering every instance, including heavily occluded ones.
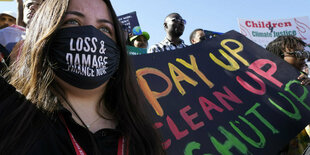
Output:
[176,55,214,88]
[168,63,198,96]
[221,39,249,67]
[210,49,240,71]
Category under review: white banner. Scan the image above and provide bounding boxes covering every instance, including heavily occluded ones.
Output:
[238,16,310,47]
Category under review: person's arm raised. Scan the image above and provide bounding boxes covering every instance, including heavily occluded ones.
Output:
[17,0,26,27]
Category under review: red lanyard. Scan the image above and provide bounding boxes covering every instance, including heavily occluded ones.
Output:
[59,114,126,155]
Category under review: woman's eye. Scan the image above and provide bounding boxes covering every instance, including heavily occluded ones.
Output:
[63,19,80,26]
[99,27,111,34]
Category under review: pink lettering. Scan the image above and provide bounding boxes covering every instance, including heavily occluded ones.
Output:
[199,96,224,120]
[180,105,205,131]
[248,59,283,88]
[167,115,189,140]
[213,86,243,111]
[236,71,266,95]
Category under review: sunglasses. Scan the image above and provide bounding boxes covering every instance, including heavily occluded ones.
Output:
[284,50,310,59]
[171,18,186,25]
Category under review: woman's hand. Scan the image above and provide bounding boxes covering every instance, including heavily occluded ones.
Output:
[297,73,310,85]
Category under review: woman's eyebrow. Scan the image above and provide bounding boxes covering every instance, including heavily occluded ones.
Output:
[97,19,114,26]
[64,11,113,26]
[65,11,85,17]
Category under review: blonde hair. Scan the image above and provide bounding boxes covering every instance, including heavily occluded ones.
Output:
[8,0,68,112]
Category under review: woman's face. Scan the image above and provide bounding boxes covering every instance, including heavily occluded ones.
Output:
[62,0,116,41]
[283,45,306,71]
[54,0,117,92]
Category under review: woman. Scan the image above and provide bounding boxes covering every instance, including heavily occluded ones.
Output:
[266,35,310,155]
[0,0,165,154]
[266,35,310,85]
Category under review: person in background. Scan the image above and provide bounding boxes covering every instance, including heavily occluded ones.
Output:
[16,0,44,27]
[189,28,206,44]
[148,12,187,53]
[0,0,165,154]
[0,10,22,65]
[129,31,150,49]
[9,0,44,64]
[266,35,310,155]
[0,11,16,29]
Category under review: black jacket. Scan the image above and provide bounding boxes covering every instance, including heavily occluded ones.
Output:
[0,76,120,155]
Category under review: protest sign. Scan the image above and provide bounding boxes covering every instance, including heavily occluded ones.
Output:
[118,11,142,37]
[127,45,147,55]
[238,16,310,47]
[131,31,310,154]
[204,30,223,40]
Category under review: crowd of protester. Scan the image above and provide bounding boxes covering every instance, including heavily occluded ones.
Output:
[0,0,309,154]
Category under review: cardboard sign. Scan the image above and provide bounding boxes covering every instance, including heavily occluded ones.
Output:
[238,16,310,47]
[118,11,142,37]
[131,31,310,154]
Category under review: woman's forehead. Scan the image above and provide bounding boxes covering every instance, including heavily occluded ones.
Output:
[67,0,111,18]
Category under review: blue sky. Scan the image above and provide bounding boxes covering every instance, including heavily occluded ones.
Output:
[1,0,310,46]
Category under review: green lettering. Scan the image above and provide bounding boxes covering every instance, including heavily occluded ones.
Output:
[230,116,266,148]
[184,141,213,155]
[210,126,251,155]
[268,92,301,120]
[285,80,310,111]
[245,103,279,134]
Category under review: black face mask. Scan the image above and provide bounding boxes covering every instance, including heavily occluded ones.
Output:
[49,26,120,89]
